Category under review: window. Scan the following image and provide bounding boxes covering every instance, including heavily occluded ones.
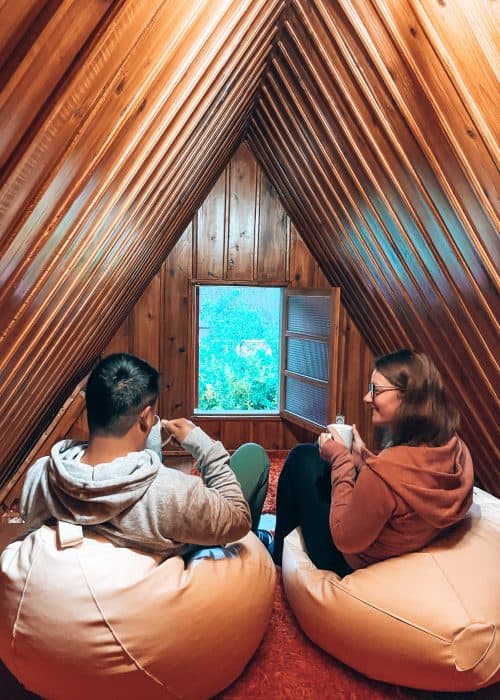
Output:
[196,286,282,413]
[194,285,340,425]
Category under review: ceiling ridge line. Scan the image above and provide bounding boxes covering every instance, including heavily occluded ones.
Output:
[243,0,291,144]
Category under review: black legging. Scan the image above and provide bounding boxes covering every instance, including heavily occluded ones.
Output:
[273,442,353,577]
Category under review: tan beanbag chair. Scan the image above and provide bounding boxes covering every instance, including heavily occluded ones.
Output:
[282,487,500,691]
[0,525,276,700]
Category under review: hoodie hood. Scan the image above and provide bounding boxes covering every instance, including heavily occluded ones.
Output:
[368,436,474,529]
[38,439,161,525]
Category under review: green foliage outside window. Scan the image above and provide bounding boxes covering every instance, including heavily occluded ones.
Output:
[197,286,281,412]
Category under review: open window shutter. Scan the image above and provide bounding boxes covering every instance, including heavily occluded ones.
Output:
[280,288,340,431]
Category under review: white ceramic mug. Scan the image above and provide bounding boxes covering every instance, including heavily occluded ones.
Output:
[145,415,172,459]
[327,423,353,451]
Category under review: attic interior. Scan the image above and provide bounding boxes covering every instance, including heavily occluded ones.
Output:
[0,1,499,698]
[1,0,497,503]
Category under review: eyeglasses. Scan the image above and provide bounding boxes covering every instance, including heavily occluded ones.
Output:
[368,382,403,399]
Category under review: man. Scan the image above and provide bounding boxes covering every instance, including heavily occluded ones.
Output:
[21,353,270,558]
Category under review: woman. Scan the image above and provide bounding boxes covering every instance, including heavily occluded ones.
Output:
[273,349,474,575]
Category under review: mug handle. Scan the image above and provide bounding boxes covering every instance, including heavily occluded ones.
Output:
[161,433,174,447]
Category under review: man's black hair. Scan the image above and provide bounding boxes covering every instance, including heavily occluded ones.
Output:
[85,353,160,436]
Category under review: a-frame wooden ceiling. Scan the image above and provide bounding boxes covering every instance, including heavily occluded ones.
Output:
[0,1,498,494]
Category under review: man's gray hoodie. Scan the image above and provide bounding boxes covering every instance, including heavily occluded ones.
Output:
[20,427,251,557]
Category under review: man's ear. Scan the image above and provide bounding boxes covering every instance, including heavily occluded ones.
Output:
[138,405,153,433]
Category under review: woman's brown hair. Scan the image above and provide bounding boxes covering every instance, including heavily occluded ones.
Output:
[374,349,460,447]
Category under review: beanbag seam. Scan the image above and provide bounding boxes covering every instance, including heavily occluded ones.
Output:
[323,576,450,643]
[75,547,180,698]
[11,535,43,670]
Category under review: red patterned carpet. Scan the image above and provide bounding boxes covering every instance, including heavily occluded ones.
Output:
[2,452,498,699]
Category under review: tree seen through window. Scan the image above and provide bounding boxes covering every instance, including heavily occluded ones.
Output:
[197,286,281,412]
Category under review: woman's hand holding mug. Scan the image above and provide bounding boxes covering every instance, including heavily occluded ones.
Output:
[351,424,365,456]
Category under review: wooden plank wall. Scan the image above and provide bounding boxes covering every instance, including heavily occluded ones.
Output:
[98,142,375,453]
[0,141,371,506]
[1,141,372,507]
[0,140,333,502]
[0,0,285,490]
[247,0,499,495]
[57,143,374,459]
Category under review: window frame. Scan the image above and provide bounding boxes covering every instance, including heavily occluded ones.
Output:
[193,282,284,417]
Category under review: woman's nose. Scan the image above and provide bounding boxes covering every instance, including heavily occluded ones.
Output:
[363,391,372,404]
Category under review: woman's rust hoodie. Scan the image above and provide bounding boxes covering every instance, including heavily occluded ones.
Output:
[320,435,474,569]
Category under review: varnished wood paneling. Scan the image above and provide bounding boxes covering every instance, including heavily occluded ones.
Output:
[1,0,162,240]
[248,0,499,494]
[0,0,112,169]
[227,141,258,279]
[336,307,374,436]
[221,419,256,450]
[0,0,44,72]
[192,417,317,453]
[0,0,497,498]
[256,171,289,281]
[107,143,373,454]
[247,119,398,353]
[130,272,161,369]
[289,223,321,288]
[104,317,130,356]
[195,171,227,280]
[0,0,285,487]
[160,223,193,419]
[195,418,223,443]
[371,0,498,238]
[32,143,371,469]
[0,377,87,504]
